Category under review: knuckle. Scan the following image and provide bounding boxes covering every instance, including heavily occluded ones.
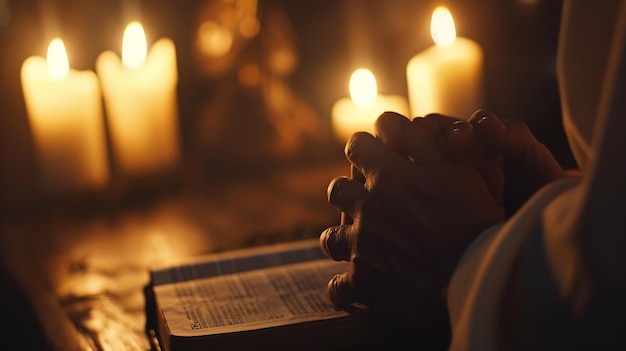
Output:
[344,132,374,160]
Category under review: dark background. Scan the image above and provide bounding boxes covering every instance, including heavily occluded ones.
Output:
[0,0,571,211]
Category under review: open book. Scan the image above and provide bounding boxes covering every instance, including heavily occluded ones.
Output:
[144,239,384,351]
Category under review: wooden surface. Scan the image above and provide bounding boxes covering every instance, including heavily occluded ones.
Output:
[0,160,348,351]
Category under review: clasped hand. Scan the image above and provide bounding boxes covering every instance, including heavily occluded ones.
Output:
[320,112,506,328]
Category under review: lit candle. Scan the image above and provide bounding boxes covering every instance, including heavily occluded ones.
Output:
[21,38,109,192]
[96,22,180,176]
[406,6,484,119]
[331,68,410,142]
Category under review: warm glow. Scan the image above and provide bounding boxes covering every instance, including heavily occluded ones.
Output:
[431,7,456,46]
[122,22,147,69]
[238,63,261,87]
[349,68,377,108]
[198,21,233,57]
[239,16,260,38]
[47,38,69,81]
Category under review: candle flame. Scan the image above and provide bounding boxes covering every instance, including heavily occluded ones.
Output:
[349,68,377,108]
[122,22,147,69]
[47,38,69,81]
[431,6,456,46]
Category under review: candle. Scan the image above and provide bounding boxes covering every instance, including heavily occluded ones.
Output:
[21,38,109,192]
[96,22,180,176]
[406,6,484,119]
[331,68,409,142]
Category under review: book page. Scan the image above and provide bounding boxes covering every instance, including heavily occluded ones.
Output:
[151,239,326,286]
[155,259,351,336]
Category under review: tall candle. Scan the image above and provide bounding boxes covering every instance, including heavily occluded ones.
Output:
[331,68,409,142]
[97,22,180,176]
[21,38,109,192]
[406,6,484,119]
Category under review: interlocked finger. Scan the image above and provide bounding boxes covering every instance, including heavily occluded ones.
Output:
[342,165,366,226]
[420,113,460,139]
[319,225,352,261]
[399,117,447,165]
[444,120,479,166]
[345,132,402,177]
[327,272,359,307]
[374,111,413,155]
[327,176,368,215]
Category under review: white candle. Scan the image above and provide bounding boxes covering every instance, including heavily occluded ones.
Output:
[21,38,109,192]
[406,6,484,119]
[331,68,409,142]
[96,22,180,176]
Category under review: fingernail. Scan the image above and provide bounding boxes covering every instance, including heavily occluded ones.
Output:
[327,177,348,202]
[477,113,507,132]
[326,179,337,201]
[452,120,473,129]
[374,112,405,146]
[447,127,471,141]
[450,120,474,137]
[319,229,332,257]
[328,275,345,306]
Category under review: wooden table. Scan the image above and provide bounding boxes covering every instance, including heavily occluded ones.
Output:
[0,159,348,351]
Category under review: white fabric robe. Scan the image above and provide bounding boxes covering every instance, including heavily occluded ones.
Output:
[448,1,626,349]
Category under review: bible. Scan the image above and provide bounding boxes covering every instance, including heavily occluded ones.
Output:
[144,239,384,351]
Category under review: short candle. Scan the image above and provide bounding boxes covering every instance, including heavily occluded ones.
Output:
[331,68,409,143]
[21,38,109,192]
[97,22,181,176]
[406,6,484,119]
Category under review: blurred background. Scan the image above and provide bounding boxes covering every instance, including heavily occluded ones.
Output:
[0,0,571,212]
[0,1,574,349]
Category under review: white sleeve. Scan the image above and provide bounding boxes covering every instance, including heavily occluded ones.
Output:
[446,178,579,351]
